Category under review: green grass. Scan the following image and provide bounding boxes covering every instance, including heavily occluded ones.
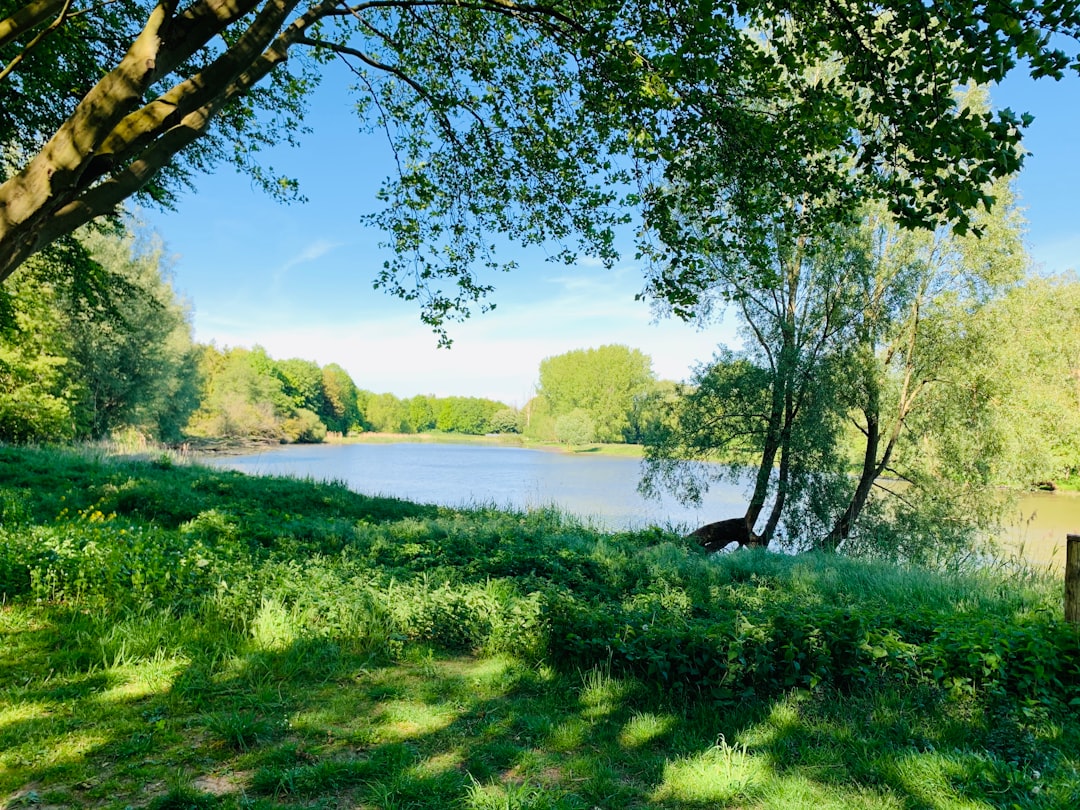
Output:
[1,444,1079,808]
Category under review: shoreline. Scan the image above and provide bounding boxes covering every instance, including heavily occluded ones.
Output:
[323,430,647,458]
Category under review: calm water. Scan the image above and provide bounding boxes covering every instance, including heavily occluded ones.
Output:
[203,442,1080,565]
[203,442,745,533]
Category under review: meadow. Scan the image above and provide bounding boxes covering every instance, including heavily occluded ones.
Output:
[1,445,1078,809]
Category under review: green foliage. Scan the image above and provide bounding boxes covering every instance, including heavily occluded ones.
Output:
[2,445,1077,716]
[488,407,522,435]
[0,271,74,442]
[186,346,290,441]
[553,409,596,446]
[535,345,657,443]
[435,396,506,435]
[274,357,327,416]
[281,407,327,444]
[406,394,437,433]
[319,363,363,434]
[643,164,1039,555]
[65,228,202,440]
[355,391,514,436]
[957,273,1080,486]
[642,353,772,504]
[0,224,199,442]
[2,0,1075,351]
[360,390,409,434]
[187,348,367,444]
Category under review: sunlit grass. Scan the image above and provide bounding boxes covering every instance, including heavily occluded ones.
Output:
[619,711,677,749]
[3,610,1078,809]
[2,445,1079,809]
[652,737,769,805]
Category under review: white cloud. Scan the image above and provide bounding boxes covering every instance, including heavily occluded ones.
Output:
[273,238,344,285]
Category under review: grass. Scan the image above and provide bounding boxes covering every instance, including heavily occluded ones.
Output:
[1,444,1079,808]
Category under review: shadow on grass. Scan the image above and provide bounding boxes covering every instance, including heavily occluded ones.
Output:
[4,610,1077,810]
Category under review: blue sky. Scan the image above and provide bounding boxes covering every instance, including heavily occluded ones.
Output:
[142,67,1080,407]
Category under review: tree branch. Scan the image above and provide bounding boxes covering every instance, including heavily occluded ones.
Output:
[96,0,310,166]
[332,0,584,35]
[0,0,65,51]
[0,0,74,83]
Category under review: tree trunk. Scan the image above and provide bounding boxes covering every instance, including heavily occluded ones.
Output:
[823,403,881,551]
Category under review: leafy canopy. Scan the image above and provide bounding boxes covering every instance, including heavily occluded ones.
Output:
[2,0,1078,334]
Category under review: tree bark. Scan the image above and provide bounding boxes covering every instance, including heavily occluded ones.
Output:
[0,0,332,282]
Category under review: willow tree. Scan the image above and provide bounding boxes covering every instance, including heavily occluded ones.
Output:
[640,215,870,550]
[2,1,1078,334]
[819,174,1027,554]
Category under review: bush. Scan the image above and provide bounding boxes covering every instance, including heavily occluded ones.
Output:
[281,407,328,443]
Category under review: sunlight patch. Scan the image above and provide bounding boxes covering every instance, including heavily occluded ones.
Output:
[249,597,300,650]
[578,667,632,719]
[465,778,561,810]
[0,702,52,730]
[408,750,465,779]
[739,695,805,748]
[762,773,906,809]
[94,660,183,703]
[618,711,676,749]
[375,699,458,742]
[880,750,975,808]
[650,737,767,805]
[546,717,587,752]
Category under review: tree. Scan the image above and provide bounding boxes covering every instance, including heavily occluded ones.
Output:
[64,227,201,439]
[641,217,863,549]
[186,345,292,440]
[434,396,505,434]
[894,273,1080,499]
[275,357,327,416]
[0,0,632,324]
[642,169,1032,557]
[0,264,76,441]
[405,395,436,433]
[319,362,361,434]
[364,392,408,434]
[488,407,522,434]
[553,409,595,446]
[624,379,678,445]
[975,274,1080,486]
[3,0,1077,334]
[820,174,1026,551]
[0,223,199,442]
[537,345,656,443]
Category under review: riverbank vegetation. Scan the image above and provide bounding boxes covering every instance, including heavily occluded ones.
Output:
[1,444,1079,809]
[3,215,1077,561]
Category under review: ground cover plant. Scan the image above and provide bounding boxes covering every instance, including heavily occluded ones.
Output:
[1,445,1079,808]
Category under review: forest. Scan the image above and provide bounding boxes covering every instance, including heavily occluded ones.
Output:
[0,224,521,444]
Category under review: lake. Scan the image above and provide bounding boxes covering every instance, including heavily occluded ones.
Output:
[202,442,1080,567]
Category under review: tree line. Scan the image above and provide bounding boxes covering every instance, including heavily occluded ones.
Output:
[0,223,684,445]
[0,225,523,444]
